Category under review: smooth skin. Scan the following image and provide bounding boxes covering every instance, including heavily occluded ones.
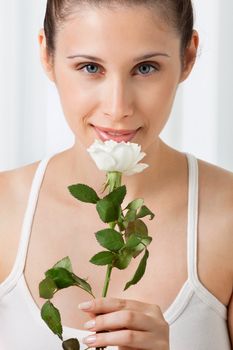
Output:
[0,3,232,350]
[79,297,169,349]
[39,7,197,348]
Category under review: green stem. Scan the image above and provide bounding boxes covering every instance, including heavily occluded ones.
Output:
[97,263,113,350]
[109,222,116,229]
[102,264,113,297]
[96,171,122,350]
[107,171,122,192]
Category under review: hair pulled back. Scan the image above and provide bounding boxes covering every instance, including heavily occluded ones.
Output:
[44,0,194,59]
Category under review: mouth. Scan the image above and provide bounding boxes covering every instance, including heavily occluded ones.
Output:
[92,125,140,143]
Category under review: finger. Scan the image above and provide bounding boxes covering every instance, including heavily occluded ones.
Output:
[84,310,156,332]
[86,311,96,319]
[82,329,156,349]
[78,297,161,317]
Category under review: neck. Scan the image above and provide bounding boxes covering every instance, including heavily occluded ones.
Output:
[54,138,183,205]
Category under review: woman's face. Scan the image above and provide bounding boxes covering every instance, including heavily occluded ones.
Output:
[42,4,195,152]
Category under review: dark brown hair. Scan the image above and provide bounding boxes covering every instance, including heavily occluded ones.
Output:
[44,0,194,60]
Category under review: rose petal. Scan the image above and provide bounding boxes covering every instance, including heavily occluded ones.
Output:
[87,140,148,175]
[124,163,149,176]
[111,143,134,172]
[89,150,116,171]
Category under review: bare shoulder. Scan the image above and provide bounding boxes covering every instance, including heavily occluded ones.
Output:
[0,160,40,205]
[198,158,233,301]
[198,158,233,216]
[199,157,233,185]
[0,160,40,282]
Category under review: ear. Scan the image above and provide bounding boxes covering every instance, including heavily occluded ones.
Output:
[38,29,56,82]
[179,30,199,83]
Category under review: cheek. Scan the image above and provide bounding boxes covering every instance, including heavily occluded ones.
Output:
[136,74,179,138]
[138,76,178,117]
[55,71,97,123]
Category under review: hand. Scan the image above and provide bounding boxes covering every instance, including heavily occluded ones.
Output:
[79,297,169,350]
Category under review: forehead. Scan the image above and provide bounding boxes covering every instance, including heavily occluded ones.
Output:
[56,4,179,57]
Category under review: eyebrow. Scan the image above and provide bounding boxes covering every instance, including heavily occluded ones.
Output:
[66,52,170,63]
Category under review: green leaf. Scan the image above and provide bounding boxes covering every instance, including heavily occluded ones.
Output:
[62,338,80,350]
[71,274,94,296]
[96,186,126,223]
[125,219,148,237]
[68,184,99,204]
[90,251,115,265]
[45,268,76,289]
[125,198,144,211]
[53,256,73,273]
[41,300,63,340]
[96,198,120,223]
[113,250,132,270]
[104,185,126,206]
[125,234,142,249]
[130,236,152,258]
[124,209,137,223]
[136,205,155,220]
[124,234,152,258]
[45,267,94,296]
[124,249,149,291]
[140,236,152,247]
[95,228,124,252]
[39,277,57,299]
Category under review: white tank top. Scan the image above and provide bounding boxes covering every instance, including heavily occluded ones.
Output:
[0,153,231,350]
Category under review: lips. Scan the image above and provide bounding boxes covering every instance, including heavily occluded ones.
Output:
[93,125,139,142]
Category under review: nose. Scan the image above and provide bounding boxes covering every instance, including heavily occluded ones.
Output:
[102,76,134,121]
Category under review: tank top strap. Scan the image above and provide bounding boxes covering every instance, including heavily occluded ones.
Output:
[186,153,227,318]
[186,153,199,283]
[0,154,54,298]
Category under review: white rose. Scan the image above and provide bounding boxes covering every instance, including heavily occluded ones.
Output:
[87,139,149,176]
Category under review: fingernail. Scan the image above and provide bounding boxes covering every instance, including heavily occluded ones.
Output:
[78,301,93,310]
[83,335,97,344]
[84,319,96,329]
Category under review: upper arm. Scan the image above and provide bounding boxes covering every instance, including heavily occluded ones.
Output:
[226,171,233,345]
[0,169,26,282]
[199,161,233,339]
[0,171,15,282]
[0,163,39,283]
[221,172,233,345]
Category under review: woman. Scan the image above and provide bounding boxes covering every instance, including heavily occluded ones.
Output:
[0,0,232,349]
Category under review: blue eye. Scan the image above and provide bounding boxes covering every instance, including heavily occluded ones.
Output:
[78,62,158,76]
[82,64,99,74]
[137,63,157,75]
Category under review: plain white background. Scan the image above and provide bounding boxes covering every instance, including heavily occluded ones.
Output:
[0,0,232,171]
